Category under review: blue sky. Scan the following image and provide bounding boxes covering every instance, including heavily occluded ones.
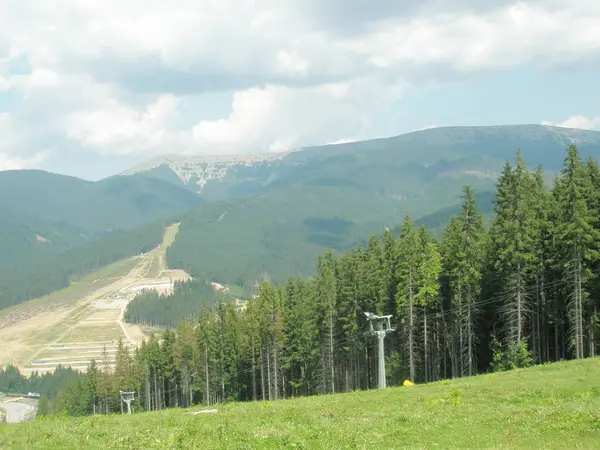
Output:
[1,0,599,180]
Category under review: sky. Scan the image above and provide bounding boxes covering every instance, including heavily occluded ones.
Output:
[0,0,599,180]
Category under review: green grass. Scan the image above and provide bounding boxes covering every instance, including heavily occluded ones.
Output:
[2,358,599,449]
[227,284,245,298]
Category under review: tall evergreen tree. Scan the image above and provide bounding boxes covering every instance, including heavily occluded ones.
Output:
[489,152,537,365]
[314,251,337,394]
[554,145,600,358]
[396,214,421,382]
[42,145,600,418]
[442,186,486,377]
[416,226,442,382]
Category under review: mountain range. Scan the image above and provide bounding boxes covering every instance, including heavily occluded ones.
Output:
[2,124,600,304]
[122,124,600,200]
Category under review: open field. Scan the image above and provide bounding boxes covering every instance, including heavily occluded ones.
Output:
[1,358,599,449]
[0,223,190,375]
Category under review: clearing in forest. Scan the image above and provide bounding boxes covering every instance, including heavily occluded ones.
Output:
[0,223,189,374]
[0,357,599,448]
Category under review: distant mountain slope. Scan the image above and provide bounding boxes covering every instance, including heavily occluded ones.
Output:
[0,218,170,310]
[0,170,204,234]
[0,170,204,274]
[3,124,600,304]
[123,125,600,200]
[162,125,600,291]
[0,207,89,270]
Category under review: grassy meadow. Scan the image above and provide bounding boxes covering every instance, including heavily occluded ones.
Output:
[1,357,599,449]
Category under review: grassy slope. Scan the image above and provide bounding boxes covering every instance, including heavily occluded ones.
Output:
[2,358,598,449]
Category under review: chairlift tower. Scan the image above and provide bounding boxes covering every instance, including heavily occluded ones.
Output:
[364,312,395,389]
[120,391,135,415]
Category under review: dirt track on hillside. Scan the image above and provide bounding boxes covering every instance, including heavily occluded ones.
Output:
[0,224,190,373]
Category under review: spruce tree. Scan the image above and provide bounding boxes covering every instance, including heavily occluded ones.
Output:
[396,214,421,382]
[489,152,536,366]
[553,145,600,358]
[416,226,442,382]
[442,186,486,377]
[314,251,337,394]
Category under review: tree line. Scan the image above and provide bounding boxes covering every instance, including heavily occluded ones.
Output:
[124,279,231,328]
[36,145,600,416]
[0,365,83,400]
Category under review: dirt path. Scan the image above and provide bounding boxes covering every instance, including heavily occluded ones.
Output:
[0,402,35,423]
[0,223,189,373]
[18,275,141,369]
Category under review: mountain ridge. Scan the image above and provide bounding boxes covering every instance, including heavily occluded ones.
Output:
[119,124,600,199]
[3,123,600,305]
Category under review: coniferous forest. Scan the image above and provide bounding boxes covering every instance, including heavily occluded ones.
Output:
[30,145,600,416]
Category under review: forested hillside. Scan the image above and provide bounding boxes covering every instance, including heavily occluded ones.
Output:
[0,170,203,234]
[164,126,600,294]
[38,144,600,417]
[125,192,496,329]
[124,279,234,328]
[0,219,169,309]
[2,126,600,312]
[0,208,90,270]
[0,170,203,292]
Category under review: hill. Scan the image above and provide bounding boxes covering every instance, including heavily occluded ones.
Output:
[0,218,170,309]
[0,170,204,235]
[0,169,203,281]
[1,358,598,448]
[163,125,600,290]
[124,124,600,199]
[0,207,89,271]
[3,124,600,306]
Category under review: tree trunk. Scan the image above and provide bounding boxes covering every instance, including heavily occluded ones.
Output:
[267,346,272,401]
[590,301,597,358]
[145,366,151,411]
[516,264,523,345]
[251,341,257,401]
[273,344,279,400]
[154,365,159,410]
[408,268,415,382]
[260,347,266,401]
[578,258,585,359]
[540,271,549,363]
[467,298,473,377]
[204,347,210,405]
[329,314,335,394]
[424,307,428,383]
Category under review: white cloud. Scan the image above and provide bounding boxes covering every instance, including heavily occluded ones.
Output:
[65,95,180,155]
[0,0,599,172]
[0,152,49,171]
[192,78,406,153]
[541,115,600,130]
[0,153,26,171]
[3,1,599,84]
[346,1,600,70]
[0,113,51,171]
